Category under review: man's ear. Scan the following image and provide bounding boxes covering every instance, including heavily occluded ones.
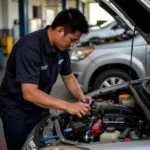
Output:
[56,27,64,36]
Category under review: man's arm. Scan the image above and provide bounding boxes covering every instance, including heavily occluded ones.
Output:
[61,73,92,104]
[21,83,90,117]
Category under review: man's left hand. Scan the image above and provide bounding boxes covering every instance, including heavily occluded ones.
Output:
[79,95,92,105]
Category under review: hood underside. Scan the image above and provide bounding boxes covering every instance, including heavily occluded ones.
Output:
[110,0,150,45]
[96,0,150,44]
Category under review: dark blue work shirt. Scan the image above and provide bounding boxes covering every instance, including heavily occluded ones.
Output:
[0,26,72,112]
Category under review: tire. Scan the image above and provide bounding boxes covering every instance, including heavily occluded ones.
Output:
[92,69,130,90]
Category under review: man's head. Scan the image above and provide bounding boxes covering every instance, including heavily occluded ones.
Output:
[50,8,89,50]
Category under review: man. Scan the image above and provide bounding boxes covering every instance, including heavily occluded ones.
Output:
[0,8,92,150]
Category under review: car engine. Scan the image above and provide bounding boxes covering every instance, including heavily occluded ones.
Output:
[36,88,150,148]
[57,99,146,143]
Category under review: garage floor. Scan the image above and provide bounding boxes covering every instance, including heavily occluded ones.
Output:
[0,55,75,150]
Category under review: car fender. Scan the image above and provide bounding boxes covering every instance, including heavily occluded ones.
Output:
[82,53,146,92]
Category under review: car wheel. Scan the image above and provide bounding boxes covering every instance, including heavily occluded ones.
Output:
[92,69,130,90]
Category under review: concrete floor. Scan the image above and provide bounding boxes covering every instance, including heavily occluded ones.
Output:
[0,55,75,150]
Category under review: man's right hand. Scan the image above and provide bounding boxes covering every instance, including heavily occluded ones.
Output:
[65,102,90,118]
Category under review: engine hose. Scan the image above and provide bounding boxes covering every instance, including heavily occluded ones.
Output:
[40,135,59,143]
[54,119,78,145]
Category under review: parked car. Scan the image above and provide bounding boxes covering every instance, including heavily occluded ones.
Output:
[70,1,149,93]
[78,20,126,46]
[22,0,150,150]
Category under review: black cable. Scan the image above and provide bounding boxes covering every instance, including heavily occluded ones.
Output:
[129,24,137,85]
[145,43,148,77]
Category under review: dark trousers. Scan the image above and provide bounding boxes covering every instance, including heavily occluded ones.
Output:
[0,107,42,150]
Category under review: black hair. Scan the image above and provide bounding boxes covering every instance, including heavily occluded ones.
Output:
[51,8,89,34]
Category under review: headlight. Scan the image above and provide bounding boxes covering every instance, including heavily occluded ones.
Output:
[70,47,94,60]
[22,136,38,150]
[28,138,38,150]
[40,145,90,150]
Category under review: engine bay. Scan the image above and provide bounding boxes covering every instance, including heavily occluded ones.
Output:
[35,86,150,148]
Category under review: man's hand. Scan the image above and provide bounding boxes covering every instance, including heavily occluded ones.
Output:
[65,102,90,118]
[78,95,92,105]
[62,74,92,105]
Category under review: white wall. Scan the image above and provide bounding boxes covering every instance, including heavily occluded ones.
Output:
[67,0,89,22]
[41,0,47,21]
[68,0,82,12]
[0,0,3,29]
[90,3,113,25]
[1,0,8,29]
[29,0,41,19]
[85,3,90,23]
[8,0,18,29]
[68,0,76,8]
[0,0,18,29]
[28,0,47,22]
[0,0,90,32]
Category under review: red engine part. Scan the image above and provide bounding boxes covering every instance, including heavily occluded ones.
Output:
[92,120,102,134]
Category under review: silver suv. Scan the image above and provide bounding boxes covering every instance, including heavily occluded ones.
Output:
[70,1,150,93]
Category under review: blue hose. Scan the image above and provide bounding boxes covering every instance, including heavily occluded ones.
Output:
[63,128,73,133]
[40,135,59,143]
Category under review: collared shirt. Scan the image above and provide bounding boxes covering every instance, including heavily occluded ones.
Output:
[0,26,72,111]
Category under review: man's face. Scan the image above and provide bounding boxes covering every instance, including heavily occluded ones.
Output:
[55,27,82,50]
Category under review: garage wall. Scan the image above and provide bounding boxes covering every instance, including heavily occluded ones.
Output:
[0,0,90,38]
[2,0,8,29]
[0,0,3,29]
[67,0,89,23]
[28,0,46,19]
[0,0,9,37]
[85,3,90,23]
[8,0,18,29]
[68,0,82,12]
[46,0,61,17]
[0,0,18,37]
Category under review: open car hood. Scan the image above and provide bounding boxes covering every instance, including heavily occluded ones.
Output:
[95,0,134,31]
[96,0,150,44]
[110,0,150,44]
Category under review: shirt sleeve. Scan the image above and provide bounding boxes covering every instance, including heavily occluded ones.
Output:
[16,45,41,84]
[60,51,72,76]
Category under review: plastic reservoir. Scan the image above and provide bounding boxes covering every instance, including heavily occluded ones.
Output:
[100,127,120,142]
[119,94,135,107]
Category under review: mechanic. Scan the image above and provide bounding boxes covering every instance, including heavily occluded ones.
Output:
[0,8,92,150]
